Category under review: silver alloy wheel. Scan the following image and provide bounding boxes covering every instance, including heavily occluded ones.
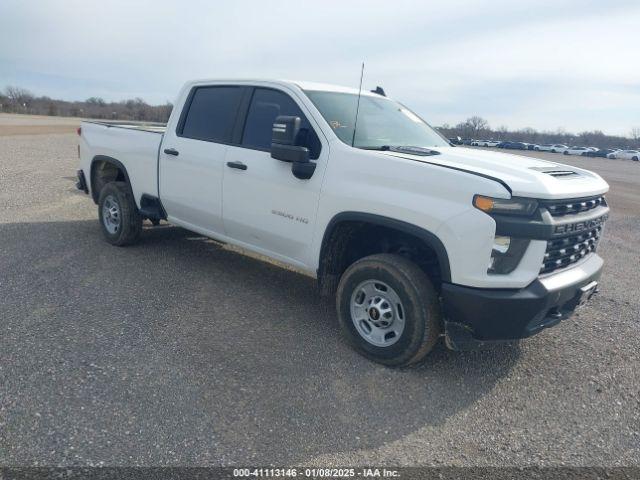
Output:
[350,280,405,347]
[102,194,121,234]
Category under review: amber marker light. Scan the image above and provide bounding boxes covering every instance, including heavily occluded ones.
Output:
[473,195,495,212]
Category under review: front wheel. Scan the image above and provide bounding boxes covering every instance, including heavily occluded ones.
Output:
[633,156,639,161]
[98,181,142,246]
[336,254,441,367]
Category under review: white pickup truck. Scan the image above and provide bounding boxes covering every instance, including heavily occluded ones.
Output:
[77,79,609,366]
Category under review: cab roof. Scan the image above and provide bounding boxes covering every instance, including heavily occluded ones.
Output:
[186,78,384,97]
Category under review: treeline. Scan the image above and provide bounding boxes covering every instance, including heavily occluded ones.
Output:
[437,116,640,150]
[0,86,172,123]
[2,86,638,148]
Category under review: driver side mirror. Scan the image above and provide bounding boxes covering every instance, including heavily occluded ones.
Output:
[270,115,316,180]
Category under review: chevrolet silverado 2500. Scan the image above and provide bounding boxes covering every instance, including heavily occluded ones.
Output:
[76,79,609,366]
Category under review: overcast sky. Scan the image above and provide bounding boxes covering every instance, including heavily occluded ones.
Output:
[1,0,638,135]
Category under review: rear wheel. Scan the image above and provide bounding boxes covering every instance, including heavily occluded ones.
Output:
[98,181,142,246]
[336,254,441,367]
[633,156,638,161]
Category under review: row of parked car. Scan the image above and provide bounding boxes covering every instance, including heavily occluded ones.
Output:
[532,145,639,160]
[450,137,640,161]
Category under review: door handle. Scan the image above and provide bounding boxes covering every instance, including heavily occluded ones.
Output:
[164,148,179,156]
[226,161,247,171]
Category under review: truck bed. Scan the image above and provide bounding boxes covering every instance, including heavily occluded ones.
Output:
[79,120,164,201]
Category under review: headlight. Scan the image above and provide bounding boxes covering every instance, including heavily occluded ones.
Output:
[488,235,529,274]
[473,195,538,216]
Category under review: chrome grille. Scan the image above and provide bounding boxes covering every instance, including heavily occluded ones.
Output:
[541,226,603,274]
[545,196,606,217]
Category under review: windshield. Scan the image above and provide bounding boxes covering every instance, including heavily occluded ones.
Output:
[304,90,450,149]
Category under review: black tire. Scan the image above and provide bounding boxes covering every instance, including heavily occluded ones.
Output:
[633,156,638,161]
[551,149,557,153]
[97,181,142,246]
[563,151,569,155]
[336,253,441,367]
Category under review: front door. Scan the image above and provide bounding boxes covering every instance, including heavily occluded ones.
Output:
[222,87,326,267]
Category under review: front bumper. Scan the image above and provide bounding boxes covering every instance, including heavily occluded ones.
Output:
[442,254,603,350]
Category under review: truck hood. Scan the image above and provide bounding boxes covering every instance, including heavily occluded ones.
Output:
[384,146,609,199]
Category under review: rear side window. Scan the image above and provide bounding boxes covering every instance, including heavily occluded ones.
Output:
[180,86,244,142]
[242,88,321,159]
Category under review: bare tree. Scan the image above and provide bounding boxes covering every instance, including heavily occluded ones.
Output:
[4,86,34,107]
[495,125,509,140]
[86,97,106,107]
[631,127,640,142]
[465,116,490,138]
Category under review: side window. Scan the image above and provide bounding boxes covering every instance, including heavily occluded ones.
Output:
[180,86,244,143]
[242,88,321,159]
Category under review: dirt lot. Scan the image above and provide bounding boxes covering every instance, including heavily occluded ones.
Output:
[0,113,81,136]
[0,114,639,467]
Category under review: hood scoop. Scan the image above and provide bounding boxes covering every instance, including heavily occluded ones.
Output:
[529,166,580,178]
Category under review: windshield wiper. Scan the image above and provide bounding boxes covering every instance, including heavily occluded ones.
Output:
[359,146,391,151]
[359,145,441,156]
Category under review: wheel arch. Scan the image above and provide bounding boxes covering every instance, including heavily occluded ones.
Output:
[317,212,451,296]
[90,155,132,203]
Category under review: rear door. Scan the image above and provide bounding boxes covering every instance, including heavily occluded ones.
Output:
[222,86,326,267]
[159,85,249,234]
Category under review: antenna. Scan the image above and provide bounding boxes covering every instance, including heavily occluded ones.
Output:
[351,62,365,147]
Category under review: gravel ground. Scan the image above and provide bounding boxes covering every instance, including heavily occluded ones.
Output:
[0,114,80,136]
[0,129,638,467]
